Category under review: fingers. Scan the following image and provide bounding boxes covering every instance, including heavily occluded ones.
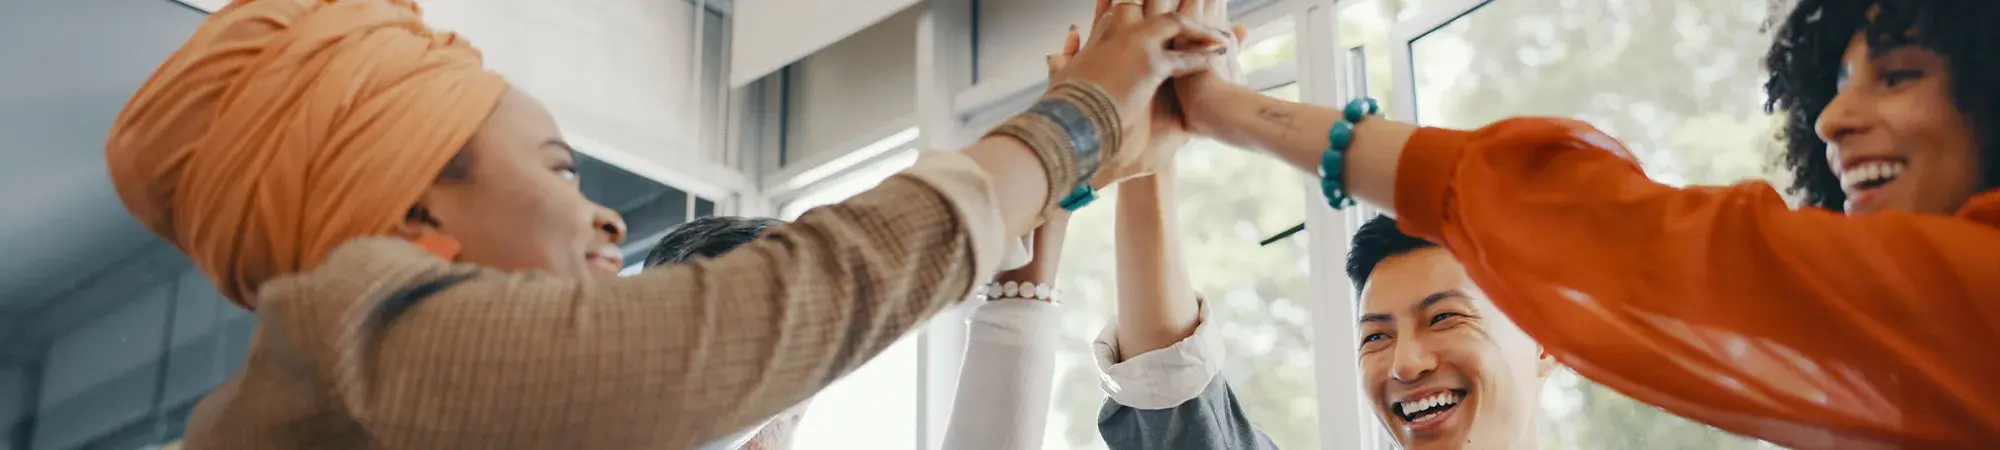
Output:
[1064,24,1082,55]
[1096,0,1112,18]
[1145,0,1175,16]
[1093,0,1144,41]
[1205,0,1226,25]
[1157,49,1225,77]
[1178,0,1204,22]
[1140,14,1229,51]
[1047,25,1079,77]
[1108,0,1144,20]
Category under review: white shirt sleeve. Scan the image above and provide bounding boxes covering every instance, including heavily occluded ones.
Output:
[940,299,1064,450]
[1092,299,1225,410]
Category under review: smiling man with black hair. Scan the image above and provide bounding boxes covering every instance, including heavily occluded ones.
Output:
[1348,215,1555,450]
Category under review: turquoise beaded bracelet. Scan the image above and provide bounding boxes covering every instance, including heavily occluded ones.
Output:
[1318,98,1380,210]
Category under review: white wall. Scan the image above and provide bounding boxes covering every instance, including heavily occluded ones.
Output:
[730,0,925,87]
[975,0,1095,86]
[781,6,922,167]
[418,0,749,199]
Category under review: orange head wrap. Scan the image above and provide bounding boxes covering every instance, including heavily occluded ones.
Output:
[105,0,507,309]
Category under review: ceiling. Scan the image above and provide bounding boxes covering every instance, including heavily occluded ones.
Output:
[0,0,696,366]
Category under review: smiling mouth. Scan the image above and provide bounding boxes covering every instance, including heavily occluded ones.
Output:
[1840,158,1907,194]
[1396,389,1468,424]
[585,246,625,275]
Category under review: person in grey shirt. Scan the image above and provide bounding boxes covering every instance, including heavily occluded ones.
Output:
[1085,158,1279,449]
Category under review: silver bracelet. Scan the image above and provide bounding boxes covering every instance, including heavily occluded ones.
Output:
[978,281,1057,302]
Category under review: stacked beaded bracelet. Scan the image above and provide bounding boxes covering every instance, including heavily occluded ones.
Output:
[1319,98,1381,210]
[978,281,1059,302]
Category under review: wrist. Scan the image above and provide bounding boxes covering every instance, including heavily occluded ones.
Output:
[1186,82,1261,140]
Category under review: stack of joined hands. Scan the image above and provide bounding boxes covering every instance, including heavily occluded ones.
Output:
[1043,0,1253,190]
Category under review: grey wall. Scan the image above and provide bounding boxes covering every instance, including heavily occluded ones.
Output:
[30,270,249,450]
[1,368,34,450]
[975,0,1095,84]
[781,6,921,167]
[0,0,209,447]
[0,0,205,322]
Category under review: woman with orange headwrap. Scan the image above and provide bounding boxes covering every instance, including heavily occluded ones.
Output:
[104,0,1234,448]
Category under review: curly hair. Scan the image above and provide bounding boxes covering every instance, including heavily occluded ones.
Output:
[643,216,782,268]
[1763,0,2000,211]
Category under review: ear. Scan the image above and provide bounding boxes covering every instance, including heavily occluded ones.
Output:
[395,194,465,260]
[395,199,445,239]
[1536,344,1560,379]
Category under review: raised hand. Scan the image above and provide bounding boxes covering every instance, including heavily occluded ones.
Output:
[1173,0,1250,138]
[1049,0,1231,187]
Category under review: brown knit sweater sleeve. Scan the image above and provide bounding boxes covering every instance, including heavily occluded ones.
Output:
[236,152,1010,449]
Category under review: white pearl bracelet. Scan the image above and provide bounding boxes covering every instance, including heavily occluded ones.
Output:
[979,280,1057,301]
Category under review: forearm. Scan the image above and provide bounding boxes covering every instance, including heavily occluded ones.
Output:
[962,135,1055,239]
[1199,85,1418,210]
[260,167,1001,449]
[1112,173,1200,361]
[993,217,1069,287]
[942,300,1062,449]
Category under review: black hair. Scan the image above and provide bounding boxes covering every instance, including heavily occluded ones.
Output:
[1764,0,2000,211]
[1346,215,1438,292]
[643,216,782,268]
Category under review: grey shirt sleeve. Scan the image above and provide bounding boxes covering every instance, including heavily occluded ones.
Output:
[1096,375,1279,450]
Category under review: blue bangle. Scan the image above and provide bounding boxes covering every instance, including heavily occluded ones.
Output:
[1319,98,1379,210]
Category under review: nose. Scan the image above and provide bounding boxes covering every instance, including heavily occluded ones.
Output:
[594,205,627,245]
[1388,335,1437,383]
[1814,88,1870,149]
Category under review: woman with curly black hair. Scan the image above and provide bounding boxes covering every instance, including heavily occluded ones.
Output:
[1166,0,2000,447]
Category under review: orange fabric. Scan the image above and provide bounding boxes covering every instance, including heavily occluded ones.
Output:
[1394,118,2000,448]
[105,0,506,308]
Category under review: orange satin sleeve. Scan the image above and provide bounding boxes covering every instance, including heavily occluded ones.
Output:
[1391,117,2000,448]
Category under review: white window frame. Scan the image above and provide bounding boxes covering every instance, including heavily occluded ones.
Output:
[1386,0,1495,125]
[1328,1,1495,448]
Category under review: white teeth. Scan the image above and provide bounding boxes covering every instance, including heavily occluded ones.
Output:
[1840,160,1907,191]
[1398,391,1463,419]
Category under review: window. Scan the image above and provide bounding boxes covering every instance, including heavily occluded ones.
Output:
[1388,0,1786,448]
[777,148,921,450]
[1040,25,1316,448]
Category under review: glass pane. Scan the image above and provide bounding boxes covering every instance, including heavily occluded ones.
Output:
[695,198,716,218]
[1238,18,1295,75]
[791,338,921,450]
[1404,0,1786,448]
[1043,84,1317,450]
[777,151,923,450]
[1339,0,1416,115]
[1410,0,1783,187]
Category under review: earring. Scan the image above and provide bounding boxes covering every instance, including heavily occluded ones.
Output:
[412,233,462,261]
